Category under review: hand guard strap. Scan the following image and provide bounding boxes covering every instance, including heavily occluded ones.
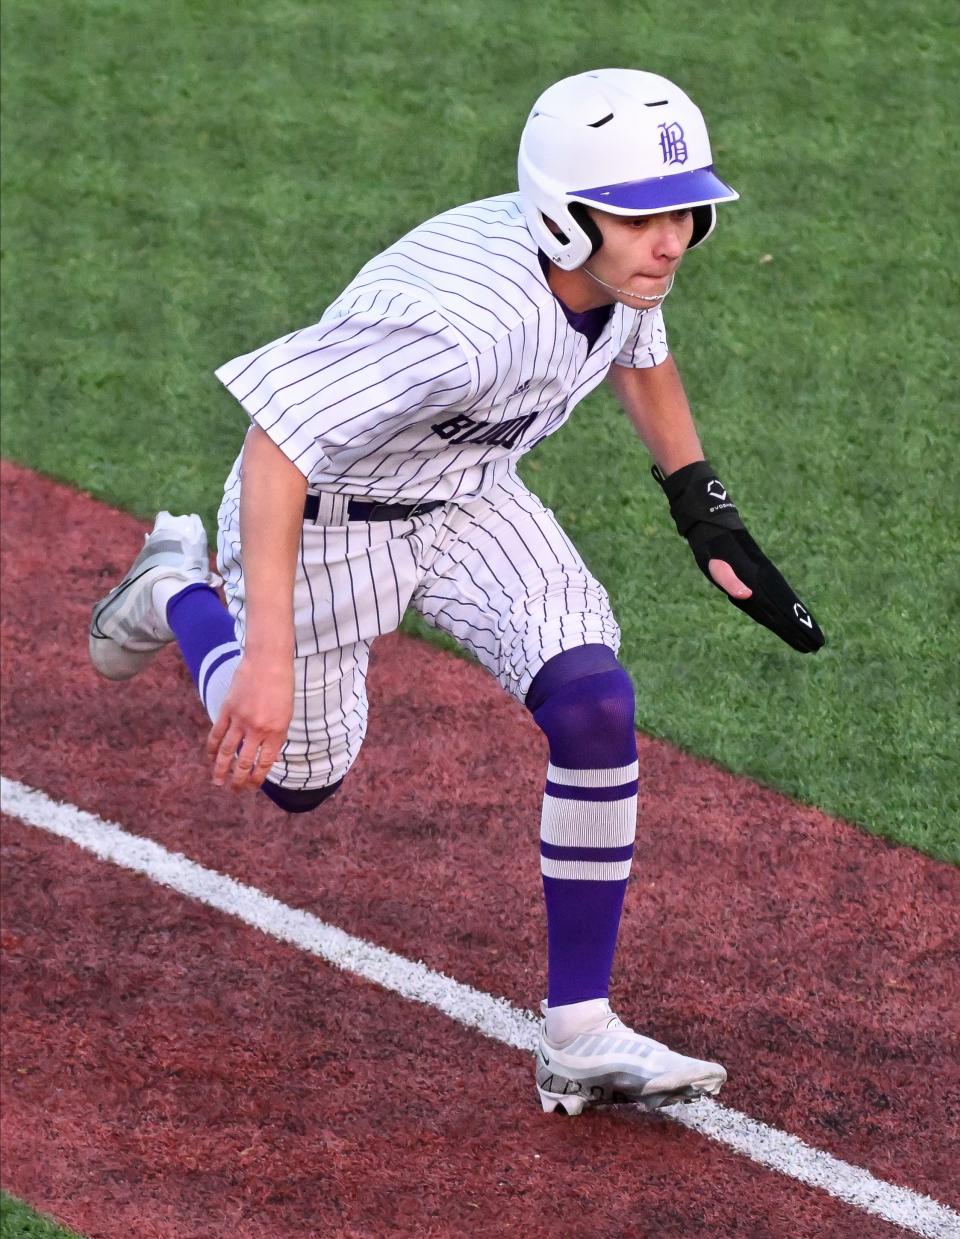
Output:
[652,459,745,536]
[653,459,825,654]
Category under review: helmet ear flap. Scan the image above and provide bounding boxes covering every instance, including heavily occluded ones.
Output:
[687,204,716,249]
[568,203,603,258]
[529,200,598,269]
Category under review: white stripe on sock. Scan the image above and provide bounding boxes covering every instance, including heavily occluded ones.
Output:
[540,793,637,849]
[540,857,633,881]
[197,641,242,694]
[200,646,242,722]
[547,760,638,788]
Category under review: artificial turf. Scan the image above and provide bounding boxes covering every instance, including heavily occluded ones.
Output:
[0,1194,83,1239]
[2,0,957,860]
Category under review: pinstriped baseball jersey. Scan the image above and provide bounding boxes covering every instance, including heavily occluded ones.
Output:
[214,192,668,502]
[213,190,670,790]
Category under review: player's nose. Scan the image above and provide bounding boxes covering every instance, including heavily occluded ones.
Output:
[653,221,688,260]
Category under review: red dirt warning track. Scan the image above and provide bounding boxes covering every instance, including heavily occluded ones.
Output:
[2,460,959,1238]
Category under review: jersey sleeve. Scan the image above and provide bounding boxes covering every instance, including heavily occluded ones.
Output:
[613,306,669,369]
[214,298,476,480]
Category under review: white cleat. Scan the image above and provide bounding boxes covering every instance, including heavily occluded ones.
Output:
[89,511,220,681]
[535,1001,727,1117]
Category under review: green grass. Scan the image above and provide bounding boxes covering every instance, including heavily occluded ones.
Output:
[2,0,957,860]
[0,1194,84,1239]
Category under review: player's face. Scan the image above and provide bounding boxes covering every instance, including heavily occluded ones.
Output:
[586,207,695,304]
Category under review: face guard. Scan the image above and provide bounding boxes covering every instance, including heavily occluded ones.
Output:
[518,68,739,270]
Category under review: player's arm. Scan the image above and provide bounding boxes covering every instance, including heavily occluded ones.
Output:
[207,425,307,789]
[608,354,704,476]
[609,357,747,599]
[608,357,825,653]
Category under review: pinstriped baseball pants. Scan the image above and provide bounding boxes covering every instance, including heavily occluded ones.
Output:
[217,469,621,790]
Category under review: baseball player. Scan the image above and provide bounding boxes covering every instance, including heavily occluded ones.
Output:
[89,69,824,1116]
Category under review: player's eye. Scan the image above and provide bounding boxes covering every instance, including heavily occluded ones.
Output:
[671,209,692,221]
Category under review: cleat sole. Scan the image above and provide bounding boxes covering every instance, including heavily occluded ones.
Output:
[537,1071,725,1116]
[538,1088,587,1116]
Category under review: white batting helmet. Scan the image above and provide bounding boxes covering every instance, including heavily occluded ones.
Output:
[518,69,739,269]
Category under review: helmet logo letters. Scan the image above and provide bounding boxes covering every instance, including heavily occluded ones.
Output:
[658,121,688,166]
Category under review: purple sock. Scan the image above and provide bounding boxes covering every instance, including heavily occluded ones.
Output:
[166,584,242,720]
[532,664,639,1009]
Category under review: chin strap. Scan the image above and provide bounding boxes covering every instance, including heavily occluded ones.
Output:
[582,267,675,304]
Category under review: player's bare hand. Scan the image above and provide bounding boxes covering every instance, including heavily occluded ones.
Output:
[708,558,752,600]
[207,655,293,791]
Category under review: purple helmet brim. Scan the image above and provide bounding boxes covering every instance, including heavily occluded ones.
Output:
[569,166,738,213]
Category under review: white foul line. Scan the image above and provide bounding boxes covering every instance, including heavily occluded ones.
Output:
[2,775,957,1239]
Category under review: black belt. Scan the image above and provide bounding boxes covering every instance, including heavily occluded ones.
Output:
[303,494,446,523]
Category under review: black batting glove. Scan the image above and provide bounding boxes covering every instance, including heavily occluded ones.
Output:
[653,459,825,654]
